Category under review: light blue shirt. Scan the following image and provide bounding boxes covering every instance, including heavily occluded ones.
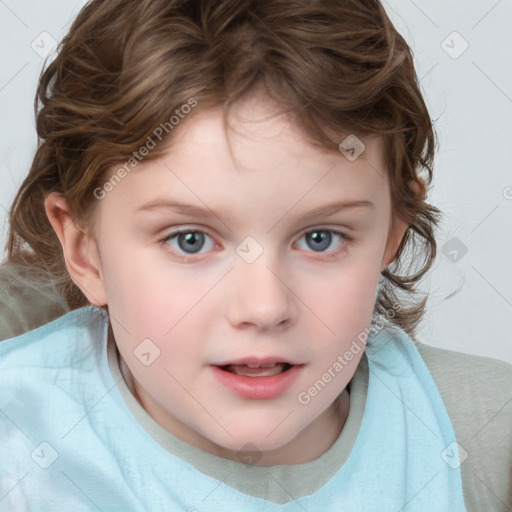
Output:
[0,306,467,511]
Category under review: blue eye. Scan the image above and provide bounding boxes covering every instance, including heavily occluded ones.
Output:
[159,229,216,258]
[158,228,352,262]
[296,229,350,258]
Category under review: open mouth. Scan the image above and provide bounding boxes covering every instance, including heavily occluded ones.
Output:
[218,363,292,377]
[211,362,303,399]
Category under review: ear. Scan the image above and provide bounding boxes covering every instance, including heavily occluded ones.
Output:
[380,217,409,271]
[44,192,107,307]
[380,177,426,271]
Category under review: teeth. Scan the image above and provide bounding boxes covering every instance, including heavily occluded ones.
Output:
[246,363,278,368]
[226,363,287,377]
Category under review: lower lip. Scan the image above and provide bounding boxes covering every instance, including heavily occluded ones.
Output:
[210,365,303,400]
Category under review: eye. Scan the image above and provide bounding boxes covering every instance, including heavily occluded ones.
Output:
[158,228,217,260]
[157,227,352,262]
[295,229,351,258]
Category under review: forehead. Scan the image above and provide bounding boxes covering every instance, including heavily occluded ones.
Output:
[148,98,388,189]
[97,96,390,225]
[169,95,387,171]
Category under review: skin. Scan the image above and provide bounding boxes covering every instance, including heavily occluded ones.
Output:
[45,93,420,466]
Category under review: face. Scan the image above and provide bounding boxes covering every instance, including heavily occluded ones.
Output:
[66,95,406,465]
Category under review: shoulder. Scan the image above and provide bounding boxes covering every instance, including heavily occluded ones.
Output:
[414,340,512,416]
[414,340,512,510]
[415,340,512,397]
[0,305,108,369]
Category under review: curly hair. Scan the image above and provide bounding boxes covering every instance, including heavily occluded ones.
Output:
[2,0,442,342]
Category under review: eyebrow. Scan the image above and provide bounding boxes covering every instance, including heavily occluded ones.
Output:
[135,198,374,220]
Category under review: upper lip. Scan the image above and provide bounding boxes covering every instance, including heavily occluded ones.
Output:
[212,356,302,367]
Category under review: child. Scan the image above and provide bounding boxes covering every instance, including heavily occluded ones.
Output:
[0,0,510,510]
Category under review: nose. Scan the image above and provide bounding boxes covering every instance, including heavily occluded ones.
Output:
[226,252,297,332]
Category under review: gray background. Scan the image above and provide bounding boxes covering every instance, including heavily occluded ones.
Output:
[0,0,511,363]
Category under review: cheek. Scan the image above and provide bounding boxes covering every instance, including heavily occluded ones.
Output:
[98,241,169,331]
[100,245,205,355]
[305,262,381,330]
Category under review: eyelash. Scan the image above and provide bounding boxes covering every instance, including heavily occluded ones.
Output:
[157,227,354,263]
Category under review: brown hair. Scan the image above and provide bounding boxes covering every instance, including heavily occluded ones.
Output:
[3,0,442,342]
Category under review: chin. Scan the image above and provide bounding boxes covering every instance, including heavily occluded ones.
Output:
[204,424,299,457]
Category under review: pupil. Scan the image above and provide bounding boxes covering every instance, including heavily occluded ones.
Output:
[308,231,330,251]
[179,232,204,253]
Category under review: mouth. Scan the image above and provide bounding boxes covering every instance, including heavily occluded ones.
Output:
[210,362,303,399]
[217,362,293,377]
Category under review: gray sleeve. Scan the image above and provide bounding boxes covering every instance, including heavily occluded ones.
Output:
[415,341,512,512]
